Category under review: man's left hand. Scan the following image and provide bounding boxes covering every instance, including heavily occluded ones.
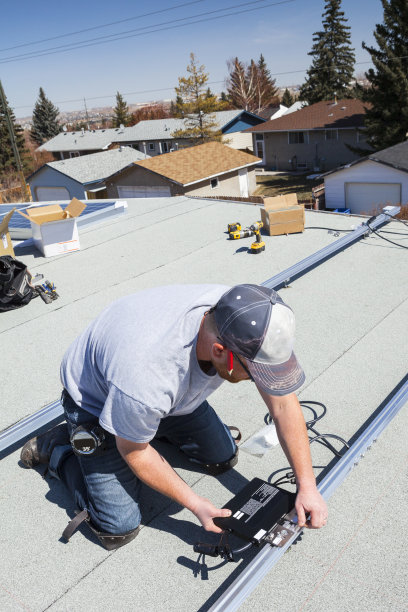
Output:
[295,488,328,529]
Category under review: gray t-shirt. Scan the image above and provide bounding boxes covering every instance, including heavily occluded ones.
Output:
[61,284,229,443]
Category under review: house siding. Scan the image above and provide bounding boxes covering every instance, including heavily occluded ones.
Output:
[106,164,258,199]
[225,132,254,151]
[117,138,191,157]
[256,128,367,172]
[106,165,179,198]
[28,166,86,202]
[324,160,408,210]
[184,167,257,198]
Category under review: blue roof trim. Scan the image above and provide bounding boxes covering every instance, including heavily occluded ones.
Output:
[221,110,266,133]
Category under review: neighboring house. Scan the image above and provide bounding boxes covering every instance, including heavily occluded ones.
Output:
[246,98,368,171]
[38,111,265,159]
[37,127,127,160]
[105,141,261,199]
[321,140,408,215]
[28,146,149,202]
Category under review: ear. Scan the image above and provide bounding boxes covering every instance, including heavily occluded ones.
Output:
[211,342,226,359]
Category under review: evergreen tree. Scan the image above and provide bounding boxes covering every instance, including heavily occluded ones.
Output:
[299,0,355,103]
[361,0,408,150]
[31,87,61,145]
[282,88,295,107]
[171,53,224,143]
[0,89,30,176]
[255,54,278,114]
[112,92,130,127]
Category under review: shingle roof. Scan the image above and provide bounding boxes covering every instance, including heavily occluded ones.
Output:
[39,146,149,185]
[38,111,253,152]
[320,138,408,178]
[113,110,247,142]
[247,99,368,132]
[134,141,261,185]
[37,127,122,152]
[368,139,408,173]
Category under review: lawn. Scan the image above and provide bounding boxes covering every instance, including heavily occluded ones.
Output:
[254,172,322,202]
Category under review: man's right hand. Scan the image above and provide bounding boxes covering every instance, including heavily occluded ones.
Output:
[190,496,232,533]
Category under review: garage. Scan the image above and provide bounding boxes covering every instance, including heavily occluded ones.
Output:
[323,141,408,214]
[345,182,401,215]
[35,186,71,201]
[117,185,171,198]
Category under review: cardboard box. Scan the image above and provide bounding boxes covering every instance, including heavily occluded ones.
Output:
[0,208,16,257]
[17,198,86,257]
[261,194,305,236]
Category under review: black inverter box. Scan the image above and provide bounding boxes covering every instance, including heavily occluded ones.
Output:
[214,478,296,544]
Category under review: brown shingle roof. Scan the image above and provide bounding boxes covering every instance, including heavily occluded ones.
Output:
[134,141,260,185]
[247,99,369,132]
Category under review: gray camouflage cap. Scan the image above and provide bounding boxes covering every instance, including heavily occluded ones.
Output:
[213,284,305,395]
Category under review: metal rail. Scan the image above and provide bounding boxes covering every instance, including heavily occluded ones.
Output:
[208,374,408,612]
[0,206,400,455]
[0,400,63,456]
[261,206,400,290]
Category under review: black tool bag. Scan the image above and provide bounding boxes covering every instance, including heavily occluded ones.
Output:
[0,255,36,312]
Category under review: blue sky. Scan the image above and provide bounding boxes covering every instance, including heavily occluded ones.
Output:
[1,0,384,117]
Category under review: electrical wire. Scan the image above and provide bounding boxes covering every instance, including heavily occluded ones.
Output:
[0,0,293,65]
[367,222,408,250]
[0,0,208,53]
[1,0,274,63]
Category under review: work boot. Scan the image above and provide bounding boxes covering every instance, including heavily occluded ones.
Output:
[20,423,70,469]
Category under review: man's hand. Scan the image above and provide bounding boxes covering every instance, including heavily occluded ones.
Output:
[190,496,232,533]
[295,488,328,529]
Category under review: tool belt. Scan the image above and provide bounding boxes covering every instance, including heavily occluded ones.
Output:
[0,255,35,312]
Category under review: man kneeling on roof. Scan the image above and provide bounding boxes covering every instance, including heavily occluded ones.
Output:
[21,283,328,549]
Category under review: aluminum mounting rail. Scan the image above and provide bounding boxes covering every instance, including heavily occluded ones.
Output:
[208,373,408,612]
[0,400,63,456]
[0,206,400,456]
[261,205,400,291]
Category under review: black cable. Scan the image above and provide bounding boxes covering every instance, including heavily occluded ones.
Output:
[367,223,408,250]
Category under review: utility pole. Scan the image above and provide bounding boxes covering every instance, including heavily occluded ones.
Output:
[84,97,90,129]
[0,79,31,201]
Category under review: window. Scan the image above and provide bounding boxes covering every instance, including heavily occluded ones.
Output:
[210,178,219,189]
[148,142,155,151]
[325,129,338,141]
[69,151,80,158]
[255,133,264,141]
[288,131,308,144]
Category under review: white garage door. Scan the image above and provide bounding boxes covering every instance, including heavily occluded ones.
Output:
[36,186,71,201]
[117,185,171,198]
[345,182,401,215]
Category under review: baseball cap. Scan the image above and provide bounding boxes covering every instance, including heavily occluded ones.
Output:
[213,284,305,395]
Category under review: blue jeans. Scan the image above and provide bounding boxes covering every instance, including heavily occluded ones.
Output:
[49,390,237,535]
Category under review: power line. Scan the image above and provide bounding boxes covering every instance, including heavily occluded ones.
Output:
[0,0,294,65]
[0,0,273,63]
[13,56,375,112]
[0,0,208,53]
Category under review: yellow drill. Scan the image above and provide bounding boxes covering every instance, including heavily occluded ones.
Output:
[249,222,265,254]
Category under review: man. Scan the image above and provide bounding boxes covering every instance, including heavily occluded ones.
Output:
[21,283,327,549]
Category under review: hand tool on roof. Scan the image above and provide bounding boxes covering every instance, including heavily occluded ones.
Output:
[42,280,59,300]
[34,285,53,304]
[229,228,254,240]
[249,222,265,254]
[227,222,241,233]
